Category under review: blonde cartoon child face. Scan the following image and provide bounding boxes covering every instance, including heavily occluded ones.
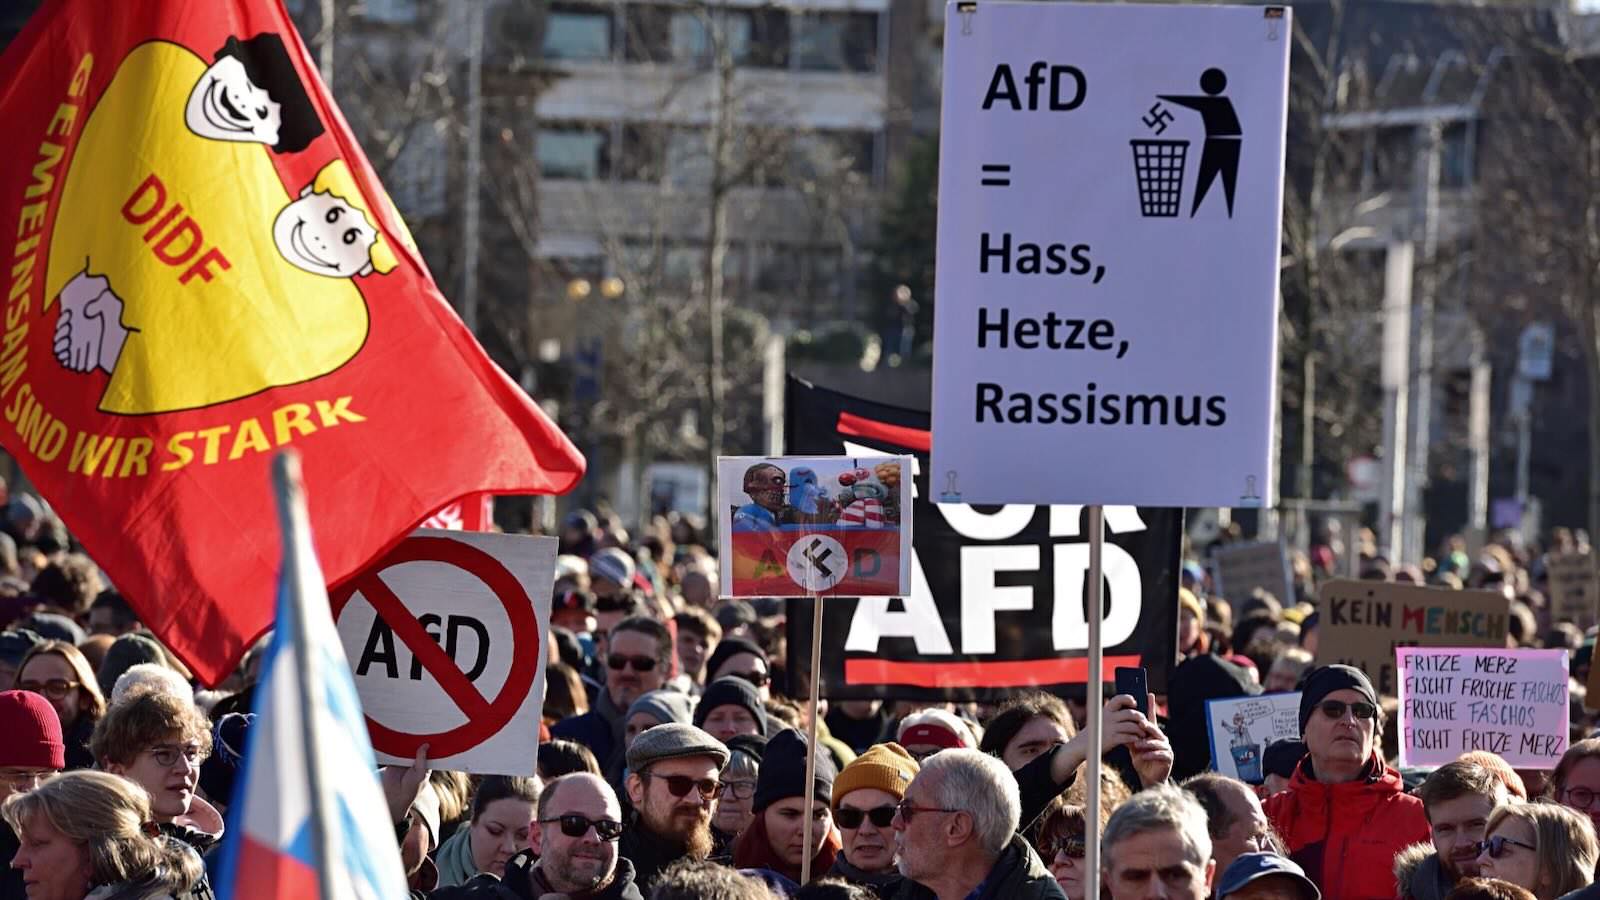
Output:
[185,54,283,147]
[273,190,379,277]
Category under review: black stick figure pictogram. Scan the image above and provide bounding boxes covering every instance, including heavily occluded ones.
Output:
[1158,68,1241,217]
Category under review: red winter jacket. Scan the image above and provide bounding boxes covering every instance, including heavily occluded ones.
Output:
[1264,754,1431,900]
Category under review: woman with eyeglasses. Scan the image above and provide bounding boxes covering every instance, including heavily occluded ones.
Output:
[14,641,105,770]
[732,729,842,885]
[1547,738,1600,836]
[432,776,541,888]
[714,735,765,843]
[1475,803,1597,900]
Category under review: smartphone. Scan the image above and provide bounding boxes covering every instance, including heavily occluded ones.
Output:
[1114,666,1150,718]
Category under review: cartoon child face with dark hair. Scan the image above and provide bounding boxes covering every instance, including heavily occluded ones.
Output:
[184,34,324,153]
[185,53,283,146]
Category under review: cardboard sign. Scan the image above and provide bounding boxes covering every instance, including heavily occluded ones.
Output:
[1397,647,1569,768]
[718,455,914,598]
[332,529,554,775]
[1547,552,1598,627]
[929,3,1291,507]
[1206,692,1301,783]
[1315,580,1509,696]
[1212,540,1293,607]
[785,378,1182,700]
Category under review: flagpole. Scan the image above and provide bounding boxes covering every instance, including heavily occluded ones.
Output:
[1085,504,1104,900]
[273,451,337,900]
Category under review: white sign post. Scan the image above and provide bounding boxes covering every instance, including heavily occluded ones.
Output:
[333,529,555,776]
[930,3,1291,507]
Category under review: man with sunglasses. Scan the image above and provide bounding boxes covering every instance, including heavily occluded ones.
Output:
[1263,665,1429,900]
[0,690,64,900]
[553,616,674,782]
[622,721,730,891]
[890,749,1066,900]
[432,772,642,899]
[828,742,920,897]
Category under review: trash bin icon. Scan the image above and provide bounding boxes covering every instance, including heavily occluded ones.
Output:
[1130,139,1189,217]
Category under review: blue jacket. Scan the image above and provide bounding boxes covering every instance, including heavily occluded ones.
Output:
[550,685,626,774]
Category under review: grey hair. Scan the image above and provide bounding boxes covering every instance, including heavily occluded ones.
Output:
[917,749,1019,856]
[1103,783,1212,872]
[726,748,760,781]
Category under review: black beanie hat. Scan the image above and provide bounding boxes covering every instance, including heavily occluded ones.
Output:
[705,638,768,683]
[694,677,769,736]
[753,728,836,813]
[1262,739,1307,779]
[727,732,769,763]
[1297,664,1378,734]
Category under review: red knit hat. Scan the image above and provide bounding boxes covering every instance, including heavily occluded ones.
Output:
[0,690,65,769]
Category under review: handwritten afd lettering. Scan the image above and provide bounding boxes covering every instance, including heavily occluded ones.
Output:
[358,613,490,682]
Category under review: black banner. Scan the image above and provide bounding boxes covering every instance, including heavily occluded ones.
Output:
[785,377,1181,701]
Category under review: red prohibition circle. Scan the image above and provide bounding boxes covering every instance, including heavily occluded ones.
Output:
[331,536,540,758]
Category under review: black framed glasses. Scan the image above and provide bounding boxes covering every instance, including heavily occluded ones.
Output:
[834,805,897,829]
[607,654,658,672]
[646,773,723,800]
[1477,836,1537,859]
[540,814,624,842]
[730,670,770,688]
[18,679,78,701]
[1564,787,1598,810]
[896,799,957,824]
[722,780,757,800]
[146,744,205,769]
[1317,699,1377,721]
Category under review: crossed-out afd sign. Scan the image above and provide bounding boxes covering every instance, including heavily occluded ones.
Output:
[332,529,555,775]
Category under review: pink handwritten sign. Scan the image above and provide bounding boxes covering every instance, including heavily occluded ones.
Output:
[1397,647,1569,769]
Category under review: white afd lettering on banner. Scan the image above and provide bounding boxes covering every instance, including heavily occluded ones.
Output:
[842,440,1145,655]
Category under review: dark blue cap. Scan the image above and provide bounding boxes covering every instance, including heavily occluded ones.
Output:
[1218,853,1320,900]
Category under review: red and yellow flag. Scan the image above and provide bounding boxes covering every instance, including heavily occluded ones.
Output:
[0,1,584,684]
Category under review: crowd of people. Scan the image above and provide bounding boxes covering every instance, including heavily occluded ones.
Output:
[3,496,1600,900]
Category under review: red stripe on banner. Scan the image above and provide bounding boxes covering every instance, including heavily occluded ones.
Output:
[836,412,931,453]
[232,835,321,898]
[845,656,1143,687]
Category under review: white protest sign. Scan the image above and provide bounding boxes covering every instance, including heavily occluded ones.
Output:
[1397,647,1569,769]
[929,3,1290,507]
[1213,539,1293,606]
[1206,692,1300,783]
[332,529,555,775]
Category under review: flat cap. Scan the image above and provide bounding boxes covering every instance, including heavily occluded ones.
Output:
[626,722,729,773]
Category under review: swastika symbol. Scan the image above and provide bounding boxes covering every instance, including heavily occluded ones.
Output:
[1143,103,1175,135]
[786,534,847,592]
[803,540,835,579]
